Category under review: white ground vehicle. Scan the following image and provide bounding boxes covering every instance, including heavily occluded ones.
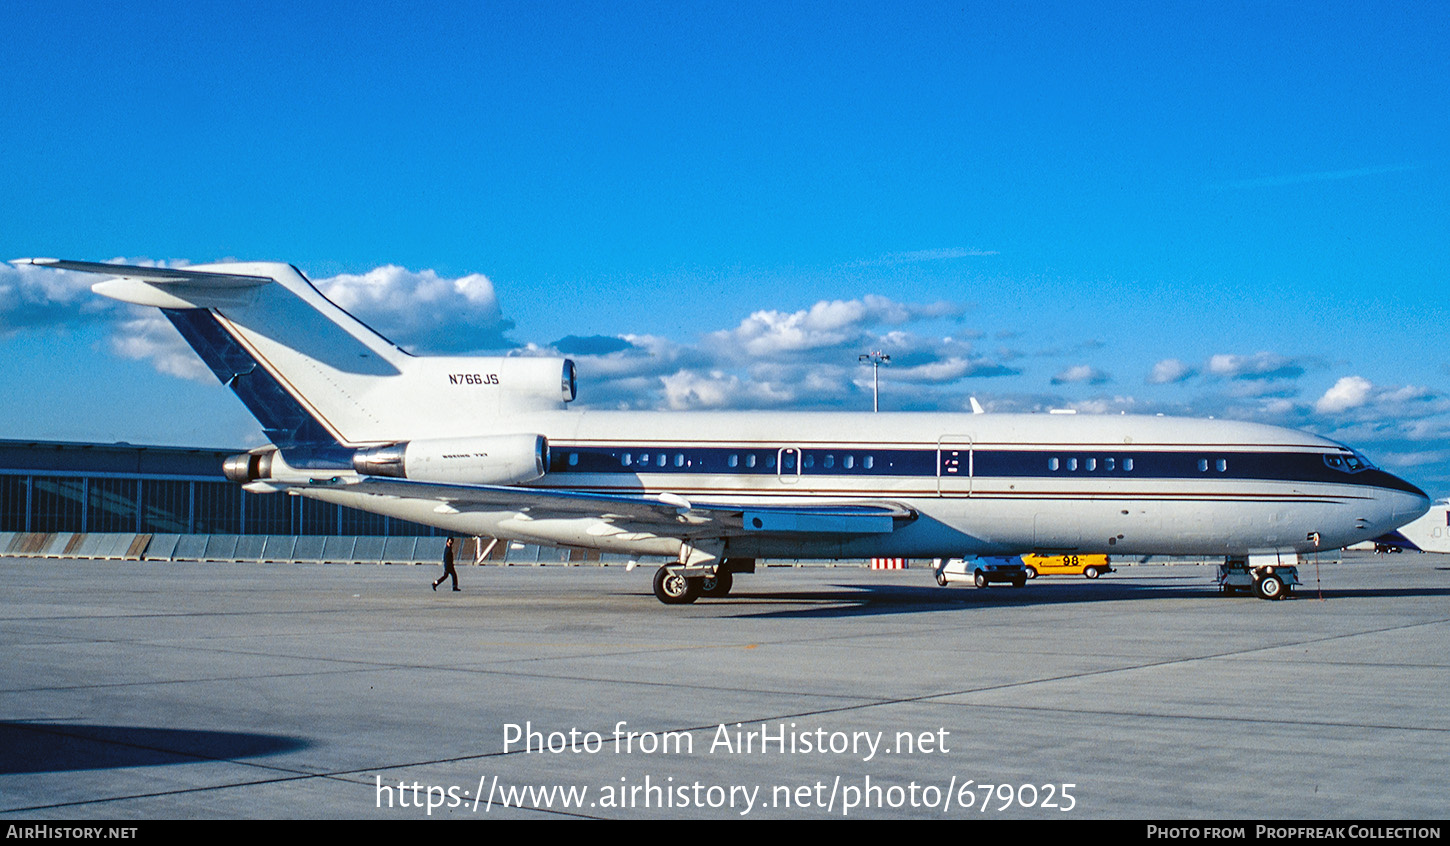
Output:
[934,556,1028,589]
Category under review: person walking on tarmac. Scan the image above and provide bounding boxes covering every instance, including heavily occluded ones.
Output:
[433,537,460,591]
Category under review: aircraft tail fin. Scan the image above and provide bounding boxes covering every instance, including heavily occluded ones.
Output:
[14,258,575,466]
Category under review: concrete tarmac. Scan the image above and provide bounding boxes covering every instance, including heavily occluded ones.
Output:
[1,553,1447,820]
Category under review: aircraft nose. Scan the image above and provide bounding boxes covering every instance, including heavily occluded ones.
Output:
[1347,469,1430,542]
[1392,475,1426,522]
[1385,472,1430,522]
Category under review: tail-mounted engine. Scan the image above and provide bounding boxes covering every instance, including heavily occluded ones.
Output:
[222,449,276,484]
[352,433,549,485]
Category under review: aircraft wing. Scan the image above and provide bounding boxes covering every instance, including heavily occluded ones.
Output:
[283,476,916,536]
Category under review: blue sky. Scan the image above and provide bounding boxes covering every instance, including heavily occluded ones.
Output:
[2,1,1448,490]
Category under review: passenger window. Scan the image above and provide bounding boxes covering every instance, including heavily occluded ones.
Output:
[1105,457,1115,471]
[1086,458,1097,471]
[675,454,685,467]
[1124,458,1134,472]
[1049,457,1060,471]
[622,453,632,466]
[823,454,835,469]
[728,454,738,468]
[863,455,874,470]
[1216,459,1227,472]
[844,455,854,470]
[746,454,757,468]
[1198,459,1209,472]
[639,454,650,466]
[568,453,579,466]
[1067,458,1078,471]
[803,454,815,468]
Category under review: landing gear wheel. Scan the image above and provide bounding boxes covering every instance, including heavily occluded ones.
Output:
[974,571,988,588]
[1025,566,1038,580]
[653,567,701,605]
[700,570,733,597]
[1084,566,1100,579]
[1254,573,1285,600]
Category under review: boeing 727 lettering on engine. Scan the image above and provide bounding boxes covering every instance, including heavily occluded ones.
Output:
[16,258,1430,603]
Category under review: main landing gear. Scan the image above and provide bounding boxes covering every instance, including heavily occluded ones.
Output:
[652,559,751,605]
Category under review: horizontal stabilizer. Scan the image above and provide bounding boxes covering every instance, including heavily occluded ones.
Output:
[11,258,272,288]
[11,258,273,309]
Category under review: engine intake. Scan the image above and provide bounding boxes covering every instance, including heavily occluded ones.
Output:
[353,434,548,485]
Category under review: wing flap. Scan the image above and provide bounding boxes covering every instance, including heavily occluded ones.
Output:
[326,477,915,535]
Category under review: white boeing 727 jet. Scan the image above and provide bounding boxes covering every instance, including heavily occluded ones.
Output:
[17,258,1429,603]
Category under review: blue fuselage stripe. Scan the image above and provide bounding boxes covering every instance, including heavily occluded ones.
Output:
[548,445,1421,495]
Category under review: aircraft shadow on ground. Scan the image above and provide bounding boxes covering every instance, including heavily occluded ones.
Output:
[699,580,1450,620]
[711,579,1199,619]
[0,721,309,774]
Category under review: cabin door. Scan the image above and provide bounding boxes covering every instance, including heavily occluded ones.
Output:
[936,436,973,496]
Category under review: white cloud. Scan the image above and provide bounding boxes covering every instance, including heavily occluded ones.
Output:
[315,265,512,352]
[0,260,128,335]
[1207,352,1310,381]
[1051,365,1110,385]
[1314,376,1375,414]
[1148,358,1196,384]
[108,312,213,382]
[659,369,796,410]
[707,294,964,360]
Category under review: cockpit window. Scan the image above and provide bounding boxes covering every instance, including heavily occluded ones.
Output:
[1325,451,1373,473]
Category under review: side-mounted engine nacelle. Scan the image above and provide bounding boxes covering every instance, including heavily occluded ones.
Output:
[222,448,276,484]
[352,434,549,485]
